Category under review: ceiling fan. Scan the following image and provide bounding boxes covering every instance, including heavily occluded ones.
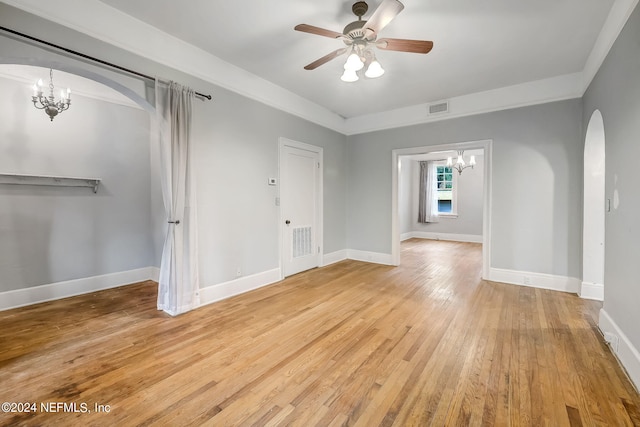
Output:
[294,0,433,81]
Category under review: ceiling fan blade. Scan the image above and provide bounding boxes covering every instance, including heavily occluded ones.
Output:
[377,38,433,54]
[363,0,405,38]
[295,24,344,39]
[304,48,347,70]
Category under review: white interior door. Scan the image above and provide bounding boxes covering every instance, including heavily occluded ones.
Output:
[281,142,321,277]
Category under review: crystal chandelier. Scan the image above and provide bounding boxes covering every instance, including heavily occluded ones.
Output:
[32,69,71,121]
[447,150,476,175]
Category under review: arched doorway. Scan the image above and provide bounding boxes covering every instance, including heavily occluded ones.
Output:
[0,58,153,113]
[581,110,605,301]
[0,60,159,310]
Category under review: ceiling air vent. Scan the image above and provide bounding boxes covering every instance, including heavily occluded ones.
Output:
[428,101,449,115]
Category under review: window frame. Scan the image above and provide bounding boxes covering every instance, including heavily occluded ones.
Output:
[435,162,458,218]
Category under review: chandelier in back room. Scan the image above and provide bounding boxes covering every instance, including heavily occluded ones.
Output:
[447,150,476,175]
[31,68,71,121]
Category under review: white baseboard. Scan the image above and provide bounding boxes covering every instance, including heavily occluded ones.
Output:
[400,232,413,241]
[488,268,581,294]
[580,281,604,301]
[198,268,282,308]
[599,309,640,391]
[322,249,348,266]
[402,232,483,243]
[0,267,157,312]
[346,249,394,266]
[150,266,160,282]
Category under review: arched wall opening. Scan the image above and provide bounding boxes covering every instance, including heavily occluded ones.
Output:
[0,57,154,113]
[0,58,162,310]
[581,109,605,301]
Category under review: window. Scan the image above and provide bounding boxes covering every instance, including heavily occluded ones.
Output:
[436,164,457,215]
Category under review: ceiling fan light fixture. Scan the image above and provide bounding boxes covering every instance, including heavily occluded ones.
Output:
[344,53,364,71]
[295,1,434,82]
[365,60,385,78]
[341,68,359,82]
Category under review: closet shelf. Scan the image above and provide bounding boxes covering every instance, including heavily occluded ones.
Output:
[0,173,101,193]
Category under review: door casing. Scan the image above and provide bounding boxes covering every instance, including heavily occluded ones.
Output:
[279,137,323,278]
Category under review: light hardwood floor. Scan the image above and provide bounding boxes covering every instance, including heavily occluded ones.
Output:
[1,239,639,426]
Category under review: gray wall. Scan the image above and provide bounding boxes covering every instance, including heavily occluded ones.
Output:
[0,76,152,292]
[191,84,347,285]
[0,4,347,291]
[400,156,484,237]
[583,5,640,354]
[398,157,413,235]
[347,99,583,278]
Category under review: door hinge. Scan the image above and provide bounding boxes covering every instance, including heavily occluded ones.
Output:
[317,162,320,168]
[318,246,320,254]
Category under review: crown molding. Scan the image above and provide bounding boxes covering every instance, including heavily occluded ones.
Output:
[581,0,639,92]
[342,73,584,135]
[2,0,636,136]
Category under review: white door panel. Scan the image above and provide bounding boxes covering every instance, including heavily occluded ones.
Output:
[281,143,321,277]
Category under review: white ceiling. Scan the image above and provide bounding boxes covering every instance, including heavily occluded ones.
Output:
[95,0,615,119]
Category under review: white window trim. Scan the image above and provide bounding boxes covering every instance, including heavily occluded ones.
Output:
[435,161,458,217]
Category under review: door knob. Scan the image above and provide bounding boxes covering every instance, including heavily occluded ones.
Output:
[285,220,291,225]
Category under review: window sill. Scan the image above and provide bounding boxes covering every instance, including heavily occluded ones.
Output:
[438,213,458,219]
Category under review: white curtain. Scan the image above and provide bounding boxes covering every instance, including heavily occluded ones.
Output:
[155,79,200,315]
[418,161,440,223]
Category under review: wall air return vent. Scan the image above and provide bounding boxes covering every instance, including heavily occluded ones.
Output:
[428,101,449,115]
[293,226,313,258]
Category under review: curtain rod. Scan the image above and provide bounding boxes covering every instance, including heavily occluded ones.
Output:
[0,25,212,101]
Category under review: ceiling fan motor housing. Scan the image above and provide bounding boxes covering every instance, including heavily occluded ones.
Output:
[343,20,366,39]
[344,1,371,40]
